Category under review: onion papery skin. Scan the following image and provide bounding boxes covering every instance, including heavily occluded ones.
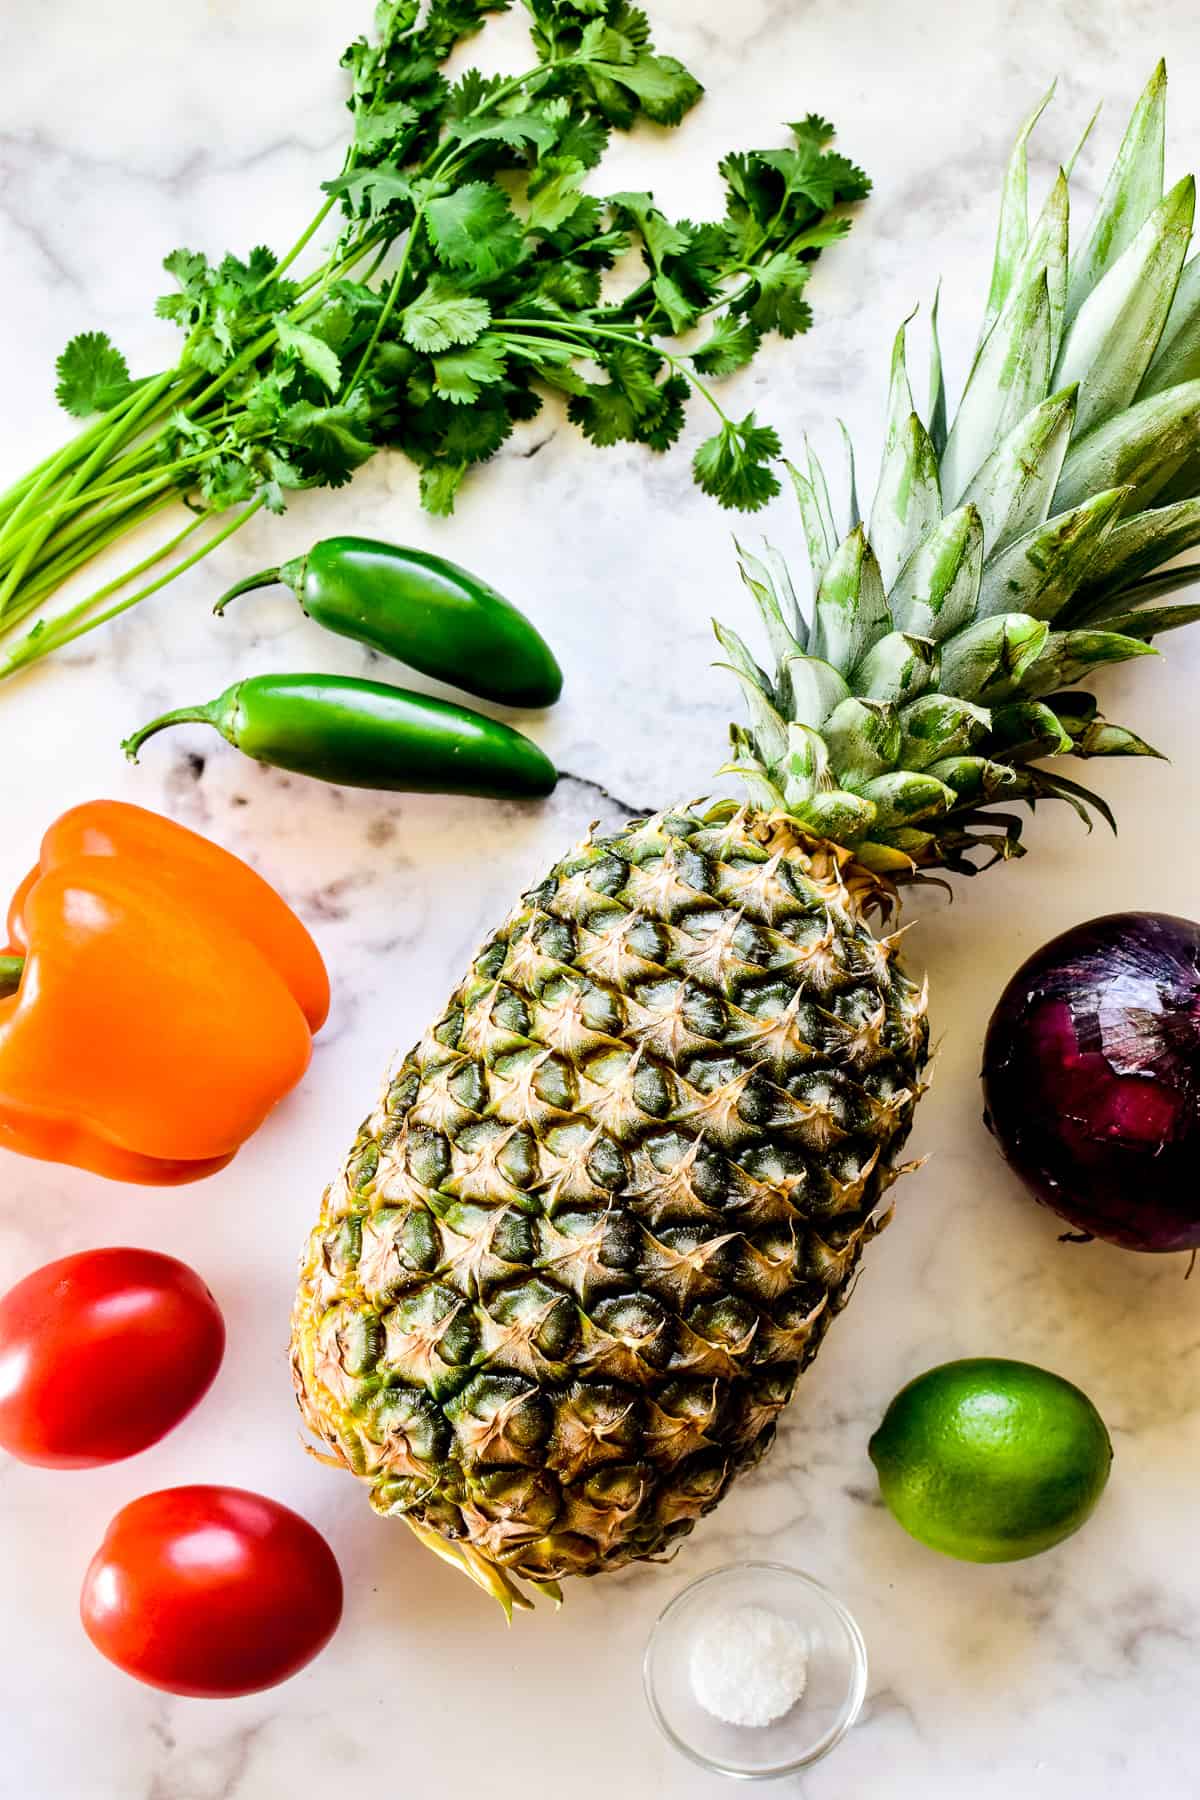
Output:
[983,913,1200,1252]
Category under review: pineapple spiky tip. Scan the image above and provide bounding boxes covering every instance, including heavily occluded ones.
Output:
[718,63,1200,880]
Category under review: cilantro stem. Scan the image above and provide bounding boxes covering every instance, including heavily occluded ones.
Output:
[342,214,424,403]
[8,412,195,566]
[360,239,392,286]
[496,316,734,426]
[0,455,210,568]
[0,368,181,619]
[1,500,263,678]
[420,59,571,182]
[0,450,77,524]
[0,495,182,635]
[0,377,179,530]
[268,197,337,285]
[0,505,204,653]
[0,444,95,573]
[1,496,173,608]
[0,373,176,565]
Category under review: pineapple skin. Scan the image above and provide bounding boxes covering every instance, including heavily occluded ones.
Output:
[291,807,928,1592]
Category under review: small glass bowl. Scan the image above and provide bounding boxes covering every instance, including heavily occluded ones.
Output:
[643,1562,868,1781]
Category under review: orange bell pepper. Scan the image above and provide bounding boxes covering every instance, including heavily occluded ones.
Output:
[0,801,330,1184]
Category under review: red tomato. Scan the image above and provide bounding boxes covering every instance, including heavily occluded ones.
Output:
[80,1486,343,1697]
[0,1248,224,1468]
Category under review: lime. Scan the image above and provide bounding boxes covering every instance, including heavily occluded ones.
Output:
[868,1357,1113,1563]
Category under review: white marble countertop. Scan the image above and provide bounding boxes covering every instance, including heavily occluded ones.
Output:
[3,3,1200,1796]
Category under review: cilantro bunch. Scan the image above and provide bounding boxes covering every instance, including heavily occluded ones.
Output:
[0,0,868,681]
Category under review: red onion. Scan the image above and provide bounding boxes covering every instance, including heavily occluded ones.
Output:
[982,913,1200,1252]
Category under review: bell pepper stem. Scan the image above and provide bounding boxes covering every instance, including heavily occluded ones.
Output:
[0,955,23,997]
[212,565,282,615]
[122,698,224,761]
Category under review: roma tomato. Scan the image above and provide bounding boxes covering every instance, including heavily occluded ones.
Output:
[81,1486,343,1697]
[0,1248,224,1468]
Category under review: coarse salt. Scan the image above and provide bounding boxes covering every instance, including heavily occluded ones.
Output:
[689,1602,809,1729]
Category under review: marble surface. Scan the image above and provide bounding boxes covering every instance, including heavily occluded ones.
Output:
[3,3,1200,1796]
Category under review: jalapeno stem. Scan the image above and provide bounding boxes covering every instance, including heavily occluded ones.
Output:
[213,567,283,615]
[121,697,229,761]
[0,956,23,997]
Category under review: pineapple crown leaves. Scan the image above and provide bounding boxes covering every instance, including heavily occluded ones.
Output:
[716,63,1200,878]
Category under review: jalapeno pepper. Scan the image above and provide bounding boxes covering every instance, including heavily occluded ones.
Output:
[122,675,558,801]
[214,538,563,710]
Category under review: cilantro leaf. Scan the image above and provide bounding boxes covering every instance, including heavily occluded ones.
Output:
[421,0,511,60]
[738,250,814,338]
[576,19,639,61]
[274,317,342,392]
[277,399,376,487]
[602,344,666,414]
[691,315,761,377]
[354,98,421,153]
[527,156,588,233]
[567,384,637,447]
[153,243,289,374]
[609,5,652,47]
[393,389,516,486]
[431,334,508,404]
[790,114,836,151]
[155,249,210,328]
[305,283,384,356]
[441,400,518,460]
[532,256,603,310]
[566,348,686,450]
[659,219,727,302]
[651,271,697,332]
[261,476,288,515]
[222,246,279,291]
[420,462,468,515]
[325,167,419,219]
[162,247,208,294]
[54,332,135,418]
[636,373,689,451]
[519,355,589,396]
[585,53,702,126]
[426,182,526,278]
[539,194,610,253]
[449,112,558,153]
[199,455,257,509]
[553,110,610,170]
[754,146,839,215]
[822,151,872,204]
[790,216,854,252]
[693,413,782,512]
[401,278,491,352]
[610,191,690,265]
[446,68,506,118]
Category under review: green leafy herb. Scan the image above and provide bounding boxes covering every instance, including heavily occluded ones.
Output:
[0,0,867,683]
[401,281,492,352]
[275,318,343,392]
[426,183,527,276]
[691,315,761,377]
[694,413,784,512]
[54,332,135,417]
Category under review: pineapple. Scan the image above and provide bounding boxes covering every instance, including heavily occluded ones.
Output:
[292,66,1200,1614]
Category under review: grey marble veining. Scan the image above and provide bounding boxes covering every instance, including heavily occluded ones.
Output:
[2,3,1200,1796]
